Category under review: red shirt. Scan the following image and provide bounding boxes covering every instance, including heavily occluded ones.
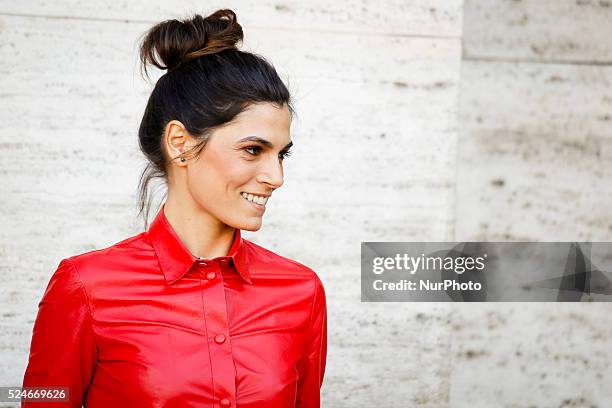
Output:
[22,204,327,407]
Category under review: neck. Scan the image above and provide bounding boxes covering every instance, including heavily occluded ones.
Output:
[163,192,235,260]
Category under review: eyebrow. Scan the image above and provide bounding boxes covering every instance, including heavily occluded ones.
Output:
[236,136,293,150]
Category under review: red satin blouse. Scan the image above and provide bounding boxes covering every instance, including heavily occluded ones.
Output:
[22,204,327,407]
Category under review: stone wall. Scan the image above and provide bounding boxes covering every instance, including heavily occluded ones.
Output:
[0,1,609,407]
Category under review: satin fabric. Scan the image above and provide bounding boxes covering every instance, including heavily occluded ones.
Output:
[22,204,327,407]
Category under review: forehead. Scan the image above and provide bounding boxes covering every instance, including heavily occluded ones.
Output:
[213,102,291,145]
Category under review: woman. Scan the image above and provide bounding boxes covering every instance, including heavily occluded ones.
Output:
[22,9,327,408]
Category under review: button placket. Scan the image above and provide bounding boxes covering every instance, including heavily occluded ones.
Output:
[199,261,236,407]
[197,260,216,284]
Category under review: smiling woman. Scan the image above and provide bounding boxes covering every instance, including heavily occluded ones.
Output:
[22,8,327,408]
[165,102,293,233]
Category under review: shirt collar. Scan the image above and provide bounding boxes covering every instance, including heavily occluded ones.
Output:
[146,203,252,285]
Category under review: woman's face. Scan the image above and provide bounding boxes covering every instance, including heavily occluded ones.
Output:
[167,102,293,231]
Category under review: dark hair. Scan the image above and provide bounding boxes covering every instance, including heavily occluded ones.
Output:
[136,9,294,228]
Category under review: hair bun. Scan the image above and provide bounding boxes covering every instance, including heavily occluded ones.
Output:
[139,9,243,75]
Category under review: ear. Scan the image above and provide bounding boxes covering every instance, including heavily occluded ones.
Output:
[164,120,195,166]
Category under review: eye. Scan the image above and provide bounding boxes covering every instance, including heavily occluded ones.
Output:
[244,146,262,156]
[279,150,293,160]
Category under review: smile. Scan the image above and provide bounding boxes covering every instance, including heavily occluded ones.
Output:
[241,192,269,207]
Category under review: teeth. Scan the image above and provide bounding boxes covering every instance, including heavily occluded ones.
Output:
[241,192,268,206]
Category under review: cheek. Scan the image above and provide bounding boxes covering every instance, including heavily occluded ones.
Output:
[186,156,253,202]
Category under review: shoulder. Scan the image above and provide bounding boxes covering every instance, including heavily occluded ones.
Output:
[242,238,326,295]
[242,238,319,276]
[62,232,152,280]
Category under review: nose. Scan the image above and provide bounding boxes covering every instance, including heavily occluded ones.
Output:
[256,156,284,189]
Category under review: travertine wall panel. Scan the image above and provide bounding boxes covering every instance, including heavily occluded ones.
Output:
[0,0,462,37]
[455,61,612,241]
[452,1,612,407]
[0,3,462,406]
[464,0,612,63]
[448,303,612,408]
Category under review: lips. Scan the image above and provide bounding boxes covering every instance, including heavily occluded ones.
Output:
[240,192,269,206]
[240,193,267,214]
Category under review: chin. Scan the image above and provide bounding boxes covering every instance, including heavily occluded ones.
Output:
[232,217,263,232]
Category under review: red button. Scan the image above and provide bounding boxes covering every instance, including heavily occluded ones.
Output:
[206,272,216,280]
[220,399,231,407]
[214,334,226,344]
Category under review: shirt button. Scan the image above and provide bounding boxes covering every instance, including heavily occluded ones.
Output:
[214,334,226,344]
[206,272,216,280]
[220,398,231,407]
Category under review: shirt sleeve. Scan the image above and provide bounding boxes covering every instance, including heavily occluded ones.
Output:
[295,275,327,408]
[22,258,98,408]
